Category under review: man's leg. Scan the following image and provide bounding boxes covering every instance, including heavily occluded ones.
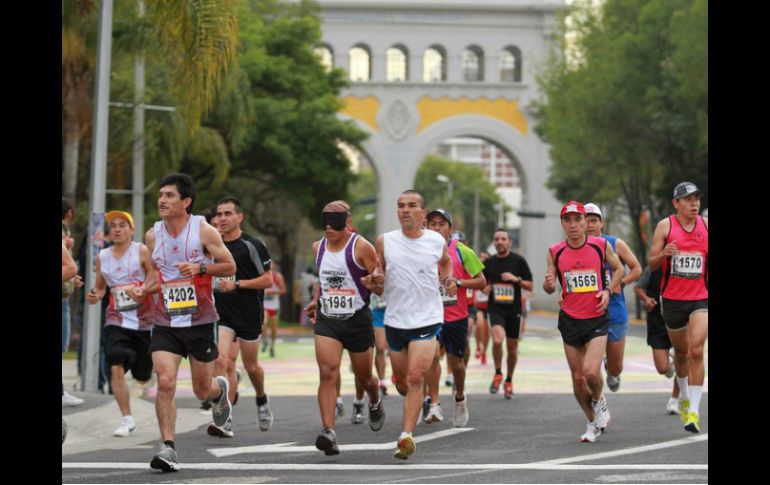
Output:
[562,343,593,421]
[227,339,240,402]
[152,351,183,441]
[269,314,278,353]
[240,339,265,398]
[505,337,519,381]
[349,347,380,404]
[684,312,708,430]
[447,354,466,399]
[213,327,235,402]
[389,348,409,397]
[606,336,626,377]
[402,339,437,434]
[489,324,505,392]
[315,335,344,430]
[374,327,388,383]
[583,336,608,402]
[667,325,691,409]
[111,365,131,416]
[425,344,442,405]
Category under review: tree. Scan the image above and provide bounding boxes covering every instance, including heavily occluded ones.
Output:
[414,155,509,251]
[199,0,369,321]
[62,0,239,210]
[533,0,708,263]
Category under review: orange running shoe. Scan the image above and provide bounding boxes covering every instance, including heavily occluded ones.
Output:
[489,373,503,394]
[504,381,513,399]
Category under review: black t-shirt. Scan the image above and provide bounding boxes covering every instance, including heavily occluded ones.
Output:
[214,233,271,323]
[483,252,533,314]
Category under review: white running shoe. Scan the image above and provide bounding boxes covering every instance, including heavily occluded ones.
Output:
[424,402,444,423]
[113,416,136,437]
[62,391,84,407]
[452,397,469,428]
[666,397,680,415]
[593,395,611,430]
[580,422,602,442]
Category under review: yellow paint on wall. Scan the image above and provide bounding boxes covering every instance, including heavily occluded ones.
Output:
[416,97,528,135]
[340,96,380,133]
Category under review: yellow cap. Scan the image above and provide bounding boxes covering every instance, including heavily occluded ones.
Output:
[105,211,135,229]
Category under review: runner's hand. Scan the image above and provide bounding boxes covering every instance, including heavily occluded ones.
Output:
[174,262,198,278]
[662,241,678,257]
[596,289,610,312]
[130,285,146,303]
[644,296,658,312]
[304,300,317,323]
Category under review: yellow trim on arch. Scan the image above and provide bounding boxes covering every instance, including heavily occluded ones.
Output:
[416,97,528,135]
[340,96,380,133]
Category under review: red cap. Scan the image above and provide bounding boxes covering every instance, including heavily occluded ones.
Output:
[560,201,586,218]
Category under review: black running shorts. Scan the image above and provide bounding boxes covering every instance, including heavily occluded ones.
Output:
[150,323,219,362]
[315,307,374,353]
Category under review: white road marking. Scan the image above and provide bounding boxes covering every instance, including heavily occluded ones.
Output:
[535,434,708,464]
[62,463,708,471]
[207,428,473,457]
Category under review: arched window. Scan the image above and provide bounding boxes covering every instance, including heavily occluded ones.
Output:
[314,45,334,72]
[462,45,484,82]
[387,45,408,82]
[349,45,371,82]
[423,46,446,82]
[500,46,522,82]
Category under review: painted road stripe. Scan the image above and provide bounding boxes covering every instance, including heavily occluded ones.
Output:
[208,428,474,457]
[62,463,707,471]
[536,434,708,464]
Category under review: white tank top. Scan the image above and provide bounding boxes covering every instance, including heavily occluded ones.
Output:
[383,229,445,329]
[317,235,367,319]
[98,242,152,330]
[151,215,218,327]
[264,275,280,310]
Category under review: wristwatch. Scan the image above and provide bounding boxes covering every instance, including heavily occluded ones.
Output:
[199,263,207,275]
[456,278,462,287]
[235,280,241,289]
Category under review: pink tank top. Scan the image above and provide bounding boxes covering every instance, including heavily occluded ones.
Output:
[550,236,607,319]
[661,215,708,301]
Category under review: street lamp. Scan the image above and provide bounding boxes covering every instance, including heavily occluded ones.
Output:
[436,174,453,200]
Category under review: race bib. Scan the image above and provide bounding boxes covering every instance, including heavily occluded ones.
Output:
[161,278,199,316]
[493,283,514,304]
[213,275,235,292]
[439,282,457,307]
[112,284,140,312]
[320,288,356,319]
[564,269,599,293]
[671,252,704,279]
[475,290,489,304]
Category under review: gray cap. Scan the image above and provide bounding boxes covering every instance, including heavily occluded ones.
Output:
[673,182,701,199]
[427,208,453,226]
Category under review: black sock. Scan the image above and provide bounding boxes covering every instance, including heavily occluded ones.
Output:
[496,369,502,375]
[455,395,465,402]
[256,394,268,407]
[505,376,512,383]
[163,440,175,450]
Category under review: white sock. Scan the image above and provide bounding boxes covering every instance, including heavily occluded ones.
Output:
[399,431,412,439]
[353,398,364,406]
[676,376,690,400]
[380,379,388,387]
[336,397,343,405]
[689,386,703,414]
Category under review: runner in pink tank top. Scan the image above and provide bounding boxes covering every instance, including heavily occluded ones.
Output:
[543,201,625,443]
[143,173,237,472]
[649,181,708,434]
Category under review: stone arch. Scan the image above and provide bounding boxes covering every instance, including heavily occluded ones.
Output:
[406,114,531,199]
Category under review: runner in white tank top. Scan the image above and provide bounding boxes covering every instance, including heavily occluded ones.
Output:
[371,190,456,460]
[304,200,384,456]
[86,211,156,438]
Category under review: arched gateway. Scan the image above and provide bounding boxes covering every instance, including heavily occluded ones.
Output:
[317,0,566,309]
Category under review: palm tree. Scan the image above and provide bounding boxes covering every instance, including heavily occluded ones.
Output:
[62,0,239,203]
